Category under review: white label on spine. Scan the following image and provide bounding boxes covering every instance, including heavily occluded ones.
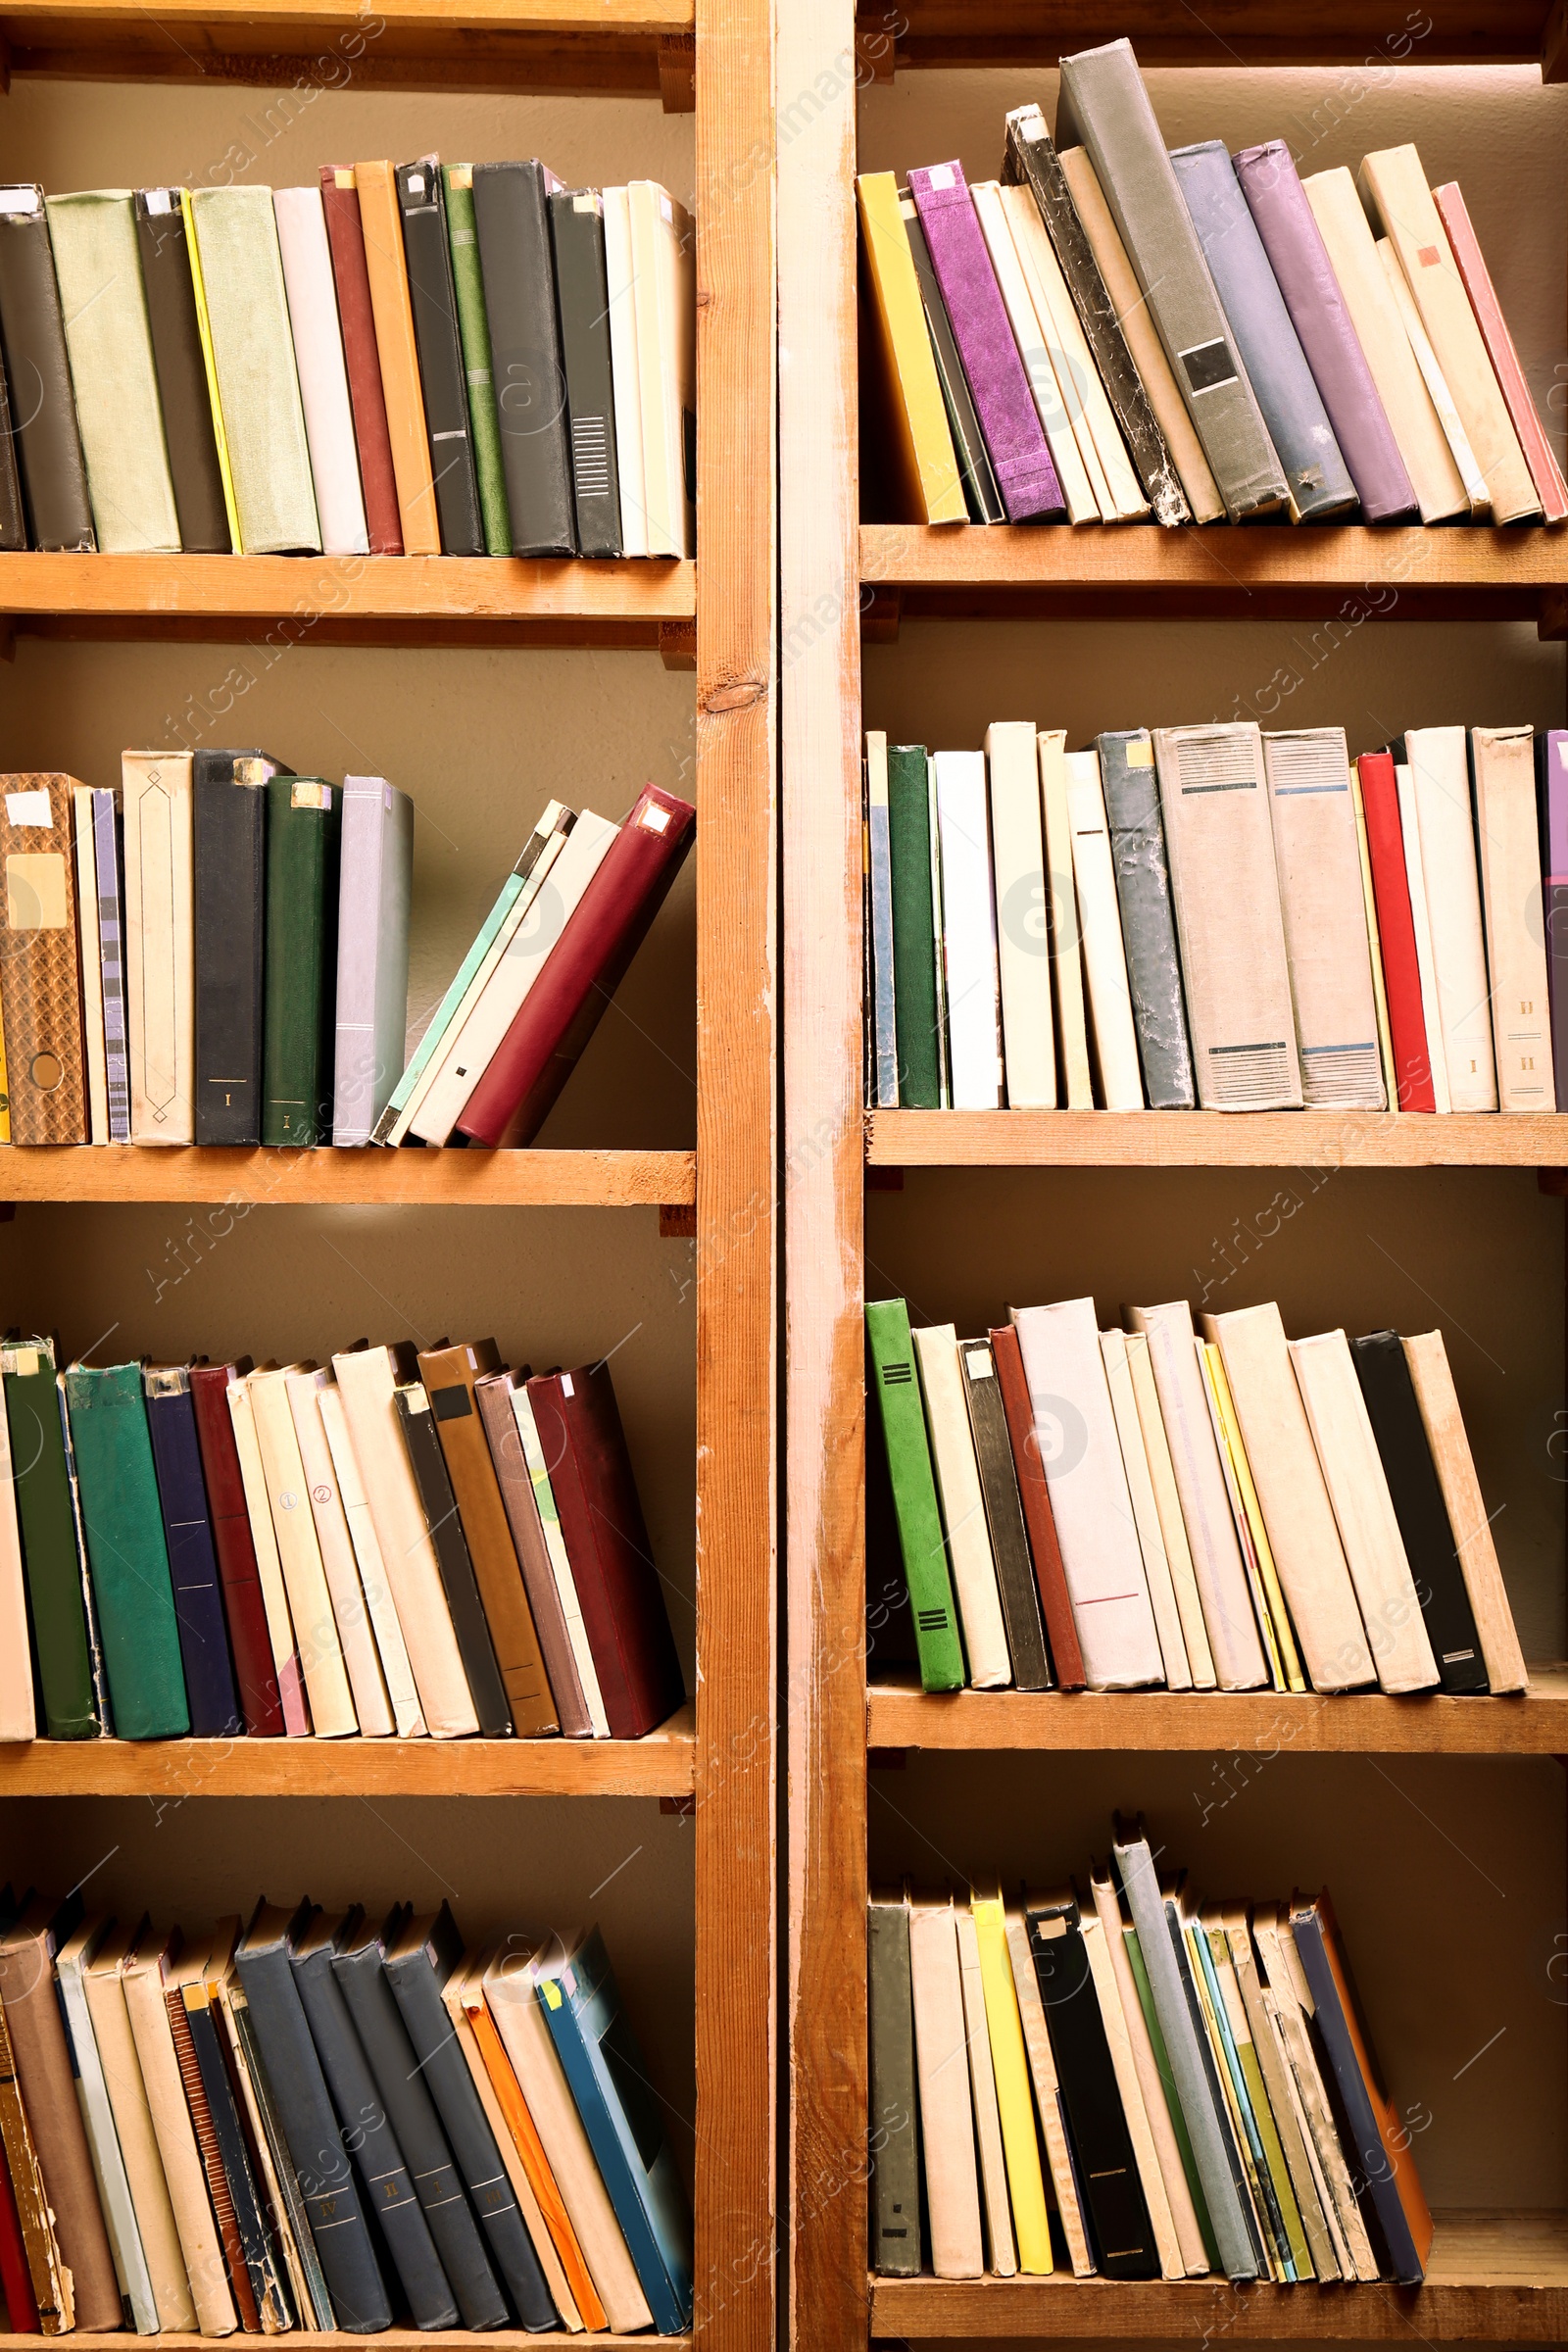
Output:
[6,792,52,827]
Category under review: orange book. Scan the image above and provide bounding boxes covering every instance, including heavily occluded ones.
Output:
[461,1986,607,2330]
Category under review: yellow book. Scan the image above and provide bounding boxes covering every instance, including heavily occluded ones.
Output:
[969,1889,1053,2274]
[1348,765,1397,1110]
[180,187,242,555]
[1196,1341,1288,1692]
[857,172,966,524]
[1202,1344,1306,1693]
[1205,1916,1312,2280]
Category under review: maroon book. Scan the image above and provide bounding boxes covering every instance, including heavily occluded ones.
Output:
[457,784,696,1148]
[188,1360,285,1737]
[318,166,404,556]
[989,1325,1086,1690]
[524,1362,684,1740]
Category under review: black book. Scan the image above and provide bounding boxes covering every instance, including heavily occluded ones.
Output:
[133,191,230,553]
[867,1887,920,2276]
[396,162,483,557]
[958,1338,1052,1689]
[1349,1330,1488,1692]
[1027,1889,1159,2279]
[193,750,290,1147]
[0,334,24,549]
[0,185,94,550]
[184,1979,296,2330]
[392,1367,513,1737]
[471,161,576,557]
[547,187,623,558]
[898,187,1003,526]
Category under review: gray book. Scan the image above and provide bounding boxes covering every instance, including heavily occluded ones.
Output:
[1054,40,1288,521]
[1097,730,1196,1109]
[866,734,899,1107]
[868,1889,921,2276]
[333,776,413,1147]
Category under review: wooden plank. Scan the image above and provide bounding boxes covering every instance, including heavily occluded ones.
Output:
[867,1671,1568,1757]
[867,1108,1568,1170]
[873,2,1553,69]
[15,2335,685,2351]
[0,1146,694,1208]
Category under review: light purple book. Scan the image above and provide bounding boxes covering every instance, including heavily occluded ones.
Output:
[1540,730,1568,1110]
[332,773,413,1146]
[1232,141,1417,523]
[907,161,1065,523]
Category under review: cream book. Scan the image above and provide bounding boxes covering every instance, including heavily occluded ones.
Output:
[188,185,321,552]
[55,1918,160,2333]
[1004,1908,1093,2275]
[985,721,1055,1108]
[246,1364,358,1737]
[1078,1899,1184,2280]
[285,1366,398,1738]
[1471,726,1553,1111]
[910,1323,1011,1687]
[318,1380,426,1737]
[1123,1329,1217,1689]
[1403,724,1497,1110]
[1395,757,1451,1112]
[953,1908,1016,2276]
[122,751,196,1144]
[512,1382,612,1738]
[1100,1329,1191,1690]
[122,1927,238,2338]
[1402,1330,1528,1691]
[1036,730,1094,1109]
[72,787,109,1145]
[1260,728,1385,1110]
[627,181,695,558]
[601,188,649,558]
[81,1920,197,2331]
[1087,1869,1208,2276]
[1286,1329,1438,1694]
[971,180,1100,523]
[1065,748,1143,1110]
[1378,240,1489,513]
[224,1372,311,1736]
[934,752,1005,1109]
[1152,725,1301,1110]
[1009,1298,1164,1689]
[906,1894,984,2278]
[273,184,370,558]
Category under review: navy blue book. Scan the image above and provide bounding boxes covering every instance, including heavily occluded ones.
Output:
[142,1364,242,1736]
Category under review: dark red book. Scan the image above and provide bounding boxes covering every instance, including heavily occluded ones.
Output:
[318,166,404,556]
[524,1362,684,1740]
[0,2132,39,2333]
[989,1324,1086,1690]
[457,784,696,1148]
[189,1360,286,1737]
[1355,753,1436,1113]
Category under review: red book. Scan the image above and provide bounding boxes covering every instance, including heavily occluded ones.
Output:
[1355,753,1436,1113]
[989,1324,1086,1690]
[318,166,405,555]
[458,784,696,1148]
[1434,183,1568,526]
[189,1360,286,1737]
[0,2134,39,2334]
[524,1362,684,1740]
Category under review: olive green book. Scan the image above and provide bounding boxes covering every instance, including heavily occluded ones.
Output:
[885,745,940,1108]
[864,1298,963,1690]
[443,167,511,557]
[3,1337,101,1737]
[62,1363,189,1739]
[263,777,341,1146]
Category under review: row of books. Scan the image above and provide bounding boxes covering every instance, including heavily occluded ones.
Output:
[0,1888,690,2335]
[860,39,1566,527]
[0,765,694,1150]
[869,1822,1430,2286]
[0,1332,683,1748]
[0,169,694,561]
[867,1294,1526,1699]
[864,721,1567,1115]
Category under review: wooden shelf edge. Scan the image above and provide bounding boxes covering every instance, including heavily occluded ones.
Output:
[866,1108,1568,1171]
[0,1145,696,1208]
[869,3,1562,74]
[11,2336,688,2351]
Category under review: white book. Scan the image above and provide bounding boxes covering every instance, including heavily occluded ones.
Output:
[1123,1330,1216,1689]
[0,1369,33,1739]
[984,721,1055,1107]
[1079,1900,1185,2280]
[933,752,1004,1108]
[1065,747,1143,1109]
[1087,1871,1208,2276]
[54,1920,160,2333]
[1260,728,1385,1110]
[273,185,370,557]
[910,1323,1011,1687]
[333,776,413,1146]
[1100,1329,1190,1689]
[601,188,649,557]
[971,180,1100,522]
[954,1908,1016,2276]
[1378,241,1490,513]
[72,786,109,1144]
[246,1364,358,1737]
[286,1366,395,1737]
[929,751,953,1106]
[318,1379,427,1737]
[1037,730,1093,1108]
[1009,1298,1164,1689]
[627,180,694,558]
[512,1384,611,1738]
[1394,758,1451,1111]
[122,750,195,1144]
[225,1373,311,1736]
[907,1895,984,2278]
[1404,725,1498,1110]
[1471,726,1553,1110]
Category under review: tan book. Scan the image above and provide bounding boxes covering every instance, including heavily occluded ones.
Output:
[224,1370,311,1737]
[351,161,439,555]
[1404,725,1497,1112]
[1251,1904,1378,2281]
[972,179,1099,522]
[82,1917,197,2329]
[1066,748,1143,1110]
[1402,1330,1529,1692]
[1348,765,1399,1109]
[1036,730,1094,1109]
[627,180,695,558]
[1287,1330,1439,1693]
[953,1907,1015,2275]
[907,1894,984,2278]
[910,1323,1011,1688]
[317,1379,425,1737]
[985,721,1055,1110]
[71,786,109,1144]
[1378,238,1489,512]
[0,1980,71,2331]
[122,749,195,1144]
[1471,726,1554,1111]
[1123,1331,1216,1689]
[1395,757,1451,1112]
[284,1366,397,1736]
[1260,728,1385,1111]
[1078,1896,1183,2278]
[1100,1329,1190,1689]
[1003,1908,1092,2275]
[1087,1868,1208,2276]
[1221,1906,1339,2282]
[246,1363,358,1736]
[122,1925,239,2336]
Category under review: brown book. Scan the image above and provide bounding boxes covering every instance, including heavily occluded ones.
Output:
[165,1936,261,2332]
[0,774,88,1145]
[352,161,440,556]
[417,1340,558,1736]
[318,167,404,555]
[475,1367,593,1739]
[0,1967,72,2332]
[989,1324,1086,1690]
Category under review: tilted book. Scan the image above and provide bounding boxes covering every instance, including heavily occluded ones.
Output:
[1260,727,1385,1109]
[971,177,1099,522]
[865,1301,964,1690]
[1435,181,1568,522]
[1401,1329,1528,1693]
[901,190,1004,521]
[910,1324,1012,1689]
[961,1337,1053,1689]
[857,172,967,523]
[1354,752,1435,1112]
[1350,1331,1488,1693]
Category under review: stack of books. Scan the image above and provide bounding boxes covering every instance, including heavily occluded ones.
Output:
[864,722,1567,1114]
[0,1887,691,2334]
[0,764,694,1149]
[867,1295,1526,1698]
[869,1820,1430,2286]
[859,39,1566,526]
[0,1333,684,1746]
[0,169,694,560]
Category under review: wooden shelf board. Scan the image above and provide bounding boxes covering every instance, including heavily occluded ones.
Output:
[868,3,1562,73]
[0,1146,695,1208]
[866,1108,1568,1171]
[870,2212,1568,2341]
[867,1671,1568,1757]
[9,2337,686,2351]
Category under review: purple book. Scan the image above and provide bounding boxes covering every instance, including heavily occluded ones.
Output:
[907,161,1065,523]
[1536,730,1568,1110]
[1232,141,1417,524]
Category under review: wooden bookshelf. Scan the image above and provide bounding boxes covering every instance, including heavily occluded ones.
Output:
[0,1145,695,1207]
[862,5,1568,75]
[867,1108,1568,1169]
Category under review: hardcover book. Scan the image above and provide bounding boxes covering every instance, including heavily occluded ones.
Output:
[865,1299,965,1690]
[627,181,696,558]
[193,748,288,1147]
[318,166,405,554]
[1097,729,1194,1109]
[1354,752,1436,1111]
[472,161,575,557]
[442,166,511,555]
[332,775,413,1147]
[4,1336,100,1738]
[867,1890,920,2277]
[0,772,88,1144]
[1260,728,1385,1109]
[134,189,230,551]
[62,1362,190,1740]
[263,776,340,1146]
[550,186,626,556]
[189,1358,286,1735]
[602,185,649,554]
[1350,1331,1488,1693]
[353,159,440,554]
[273,184,371,557]
[187,186,321,552]
[45,190,179,552]
[900,191,1004,522]
[394,1375,514,1737]
[857,172,967,523]
[0,185,94,548]
[1470,725,1553,1111]
[122,750,196,1145]
[397,160,484,555]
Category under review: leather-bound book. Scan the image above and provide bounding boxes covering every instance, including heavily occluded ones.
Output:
[549,186,625,556]
[475,1367,593,1738]
[1261,727,1385,1110]
[187,186,321,553]
[45,190,179,552]
[194,749,289,1147]
[273,184,370,559]
[61,1362,190,1739]
[0,341,24,550]
[263,776,340,1147]
[396,161,483,555]
[1354,752,1435,1111]
[134,190,230,551]
[1350,1331,1488,1692]
[393,1374,514,1737]
[1097,728,1195,1111]
[1435,181,1568,522]
[471,161,576,556]
[332,775,412,1149]
[353,160,440,555]
[0,186,94,548]
[143,1363,244,1735]
[442,167,511,555]
[189,1359,284,1735]
[1537,730,1568,1111]
[0,773,87,1145]
[4,1336,99,1739]
[958,1336,1052,1690]
[318,167,404,554]
[989,1323,1084,1689]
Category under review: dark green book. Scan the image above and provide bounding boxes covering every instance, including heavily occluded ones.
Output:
[263,776,341,1148]
[864,1299,963,1691]
[885,745,939,1107]
[443,166,511,558]
[63,1363,189,1739]
[3,1336,100,1737]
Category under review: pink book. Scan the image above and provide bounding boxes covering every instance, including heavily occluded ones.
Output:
[1433,182,1568,524]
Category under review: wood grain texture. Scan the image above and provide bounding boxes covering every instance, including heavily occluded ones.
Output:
[863,4,1558,70]
[0,1146,694,1207]
[867,1108,1568,1169]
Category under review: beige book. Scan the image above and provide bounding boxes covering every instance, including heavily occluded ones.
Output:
[1287,1330,1438,1693]
[1402,1330,1529,1691]
[1065,748,1143,1110]
[82,1918,196,2331]
[985,721,1055,1109]
[1378,240,1490,512]
[1359,147,1540,522]
[1078,1899,1183,2278]
[1349,766,1399,1108]
[1200,1340,1297,1693]
[482,1947,653,2329]
[1056,144,1224,523]
[1003,1908,1091,2275]
[1221,1907,1339,2282]
[1125,1301,1268,1690]
[122,1927,237,2336]
[1087,1870,1207,2276]
[1299,167,1468,524]
[1395,758,1451,1112]
[72,788,109,1144]
[353,161,440,554]
[1405,725,1498,1111]
[224,1372,310,1737]
[1123,1331,1216,1689]
[627,181,695,558]
[954,1907,1016,2276]
[972,180,1101,521]
[1036,731,1093,1109]
[331,1344,479,1738]
[0,1368,33,1738]
[601,187,647,560]
[317,1381,425,1736]
[122,751,195,1144]
[285,1366,396,1737]
[246,1364,358,1736]
[1251,1905,1378,2280]
[1260,729,1385,1111]
[911,1324,1011,1687]
[1203,1305,1375,1691]
[1100,1329,1190,1689]
[1471,726,1553,1110]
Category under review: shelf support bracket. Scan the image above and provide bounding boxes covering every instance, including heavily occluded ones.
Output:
[658,31,695,112]
[659,616,697,670]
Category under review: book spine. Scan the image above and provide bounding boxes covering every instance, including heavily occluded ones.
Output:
[442,167,512,556]
[472,162,576,557]
[1027,1900,1158,2278]
[1097,731,1196,1108]
[188,1367,285,1735]
[332,779,411,1149]
[959,1342,1052,1690]
[271,185,370,558]
[92,792,131,1141]
[549,188,625,557]
[0,194,94,549]
[988,1323,1085,1688]
[1540,732,1568,1111]
[193,762,268,1145]
[867,1900,920,2277]
[1434,181,1568,522]
[187,186,320,554]
[71,788,108,1145]
[318,168,405,555]
[901,197,1004,521]
[164,1984,260,2329]
[184,1991,290,2329]
[46,190,180,553]
[393,1385,514,1737]
[0,1993,71,2330]
[353,160,439,555]
[5,1351,98,1738]
[864,1301,965,1690]
[396,162,483,555]
[475,1376,592,1737]
[0,772,88,1144]
[0,319,26,549]
[263,778,339,1146]
[144,1377,244,1735]
[865,736,900,1105]
[134,191,231,551]
[63,1363,191,1740]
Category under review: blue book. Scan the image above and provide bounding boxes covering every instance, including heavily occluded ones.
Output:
[143,1365,242,1736]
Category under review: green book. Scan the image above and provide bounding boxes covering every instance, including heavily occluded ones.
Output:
[263,776,341,1148]
[63,1364,189,1740]
[3,1338,100,1738]
[885,745,940,1107]
[443,165,512,558]
[1123,1914,1217,2266]
[864,1298,963,1691]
